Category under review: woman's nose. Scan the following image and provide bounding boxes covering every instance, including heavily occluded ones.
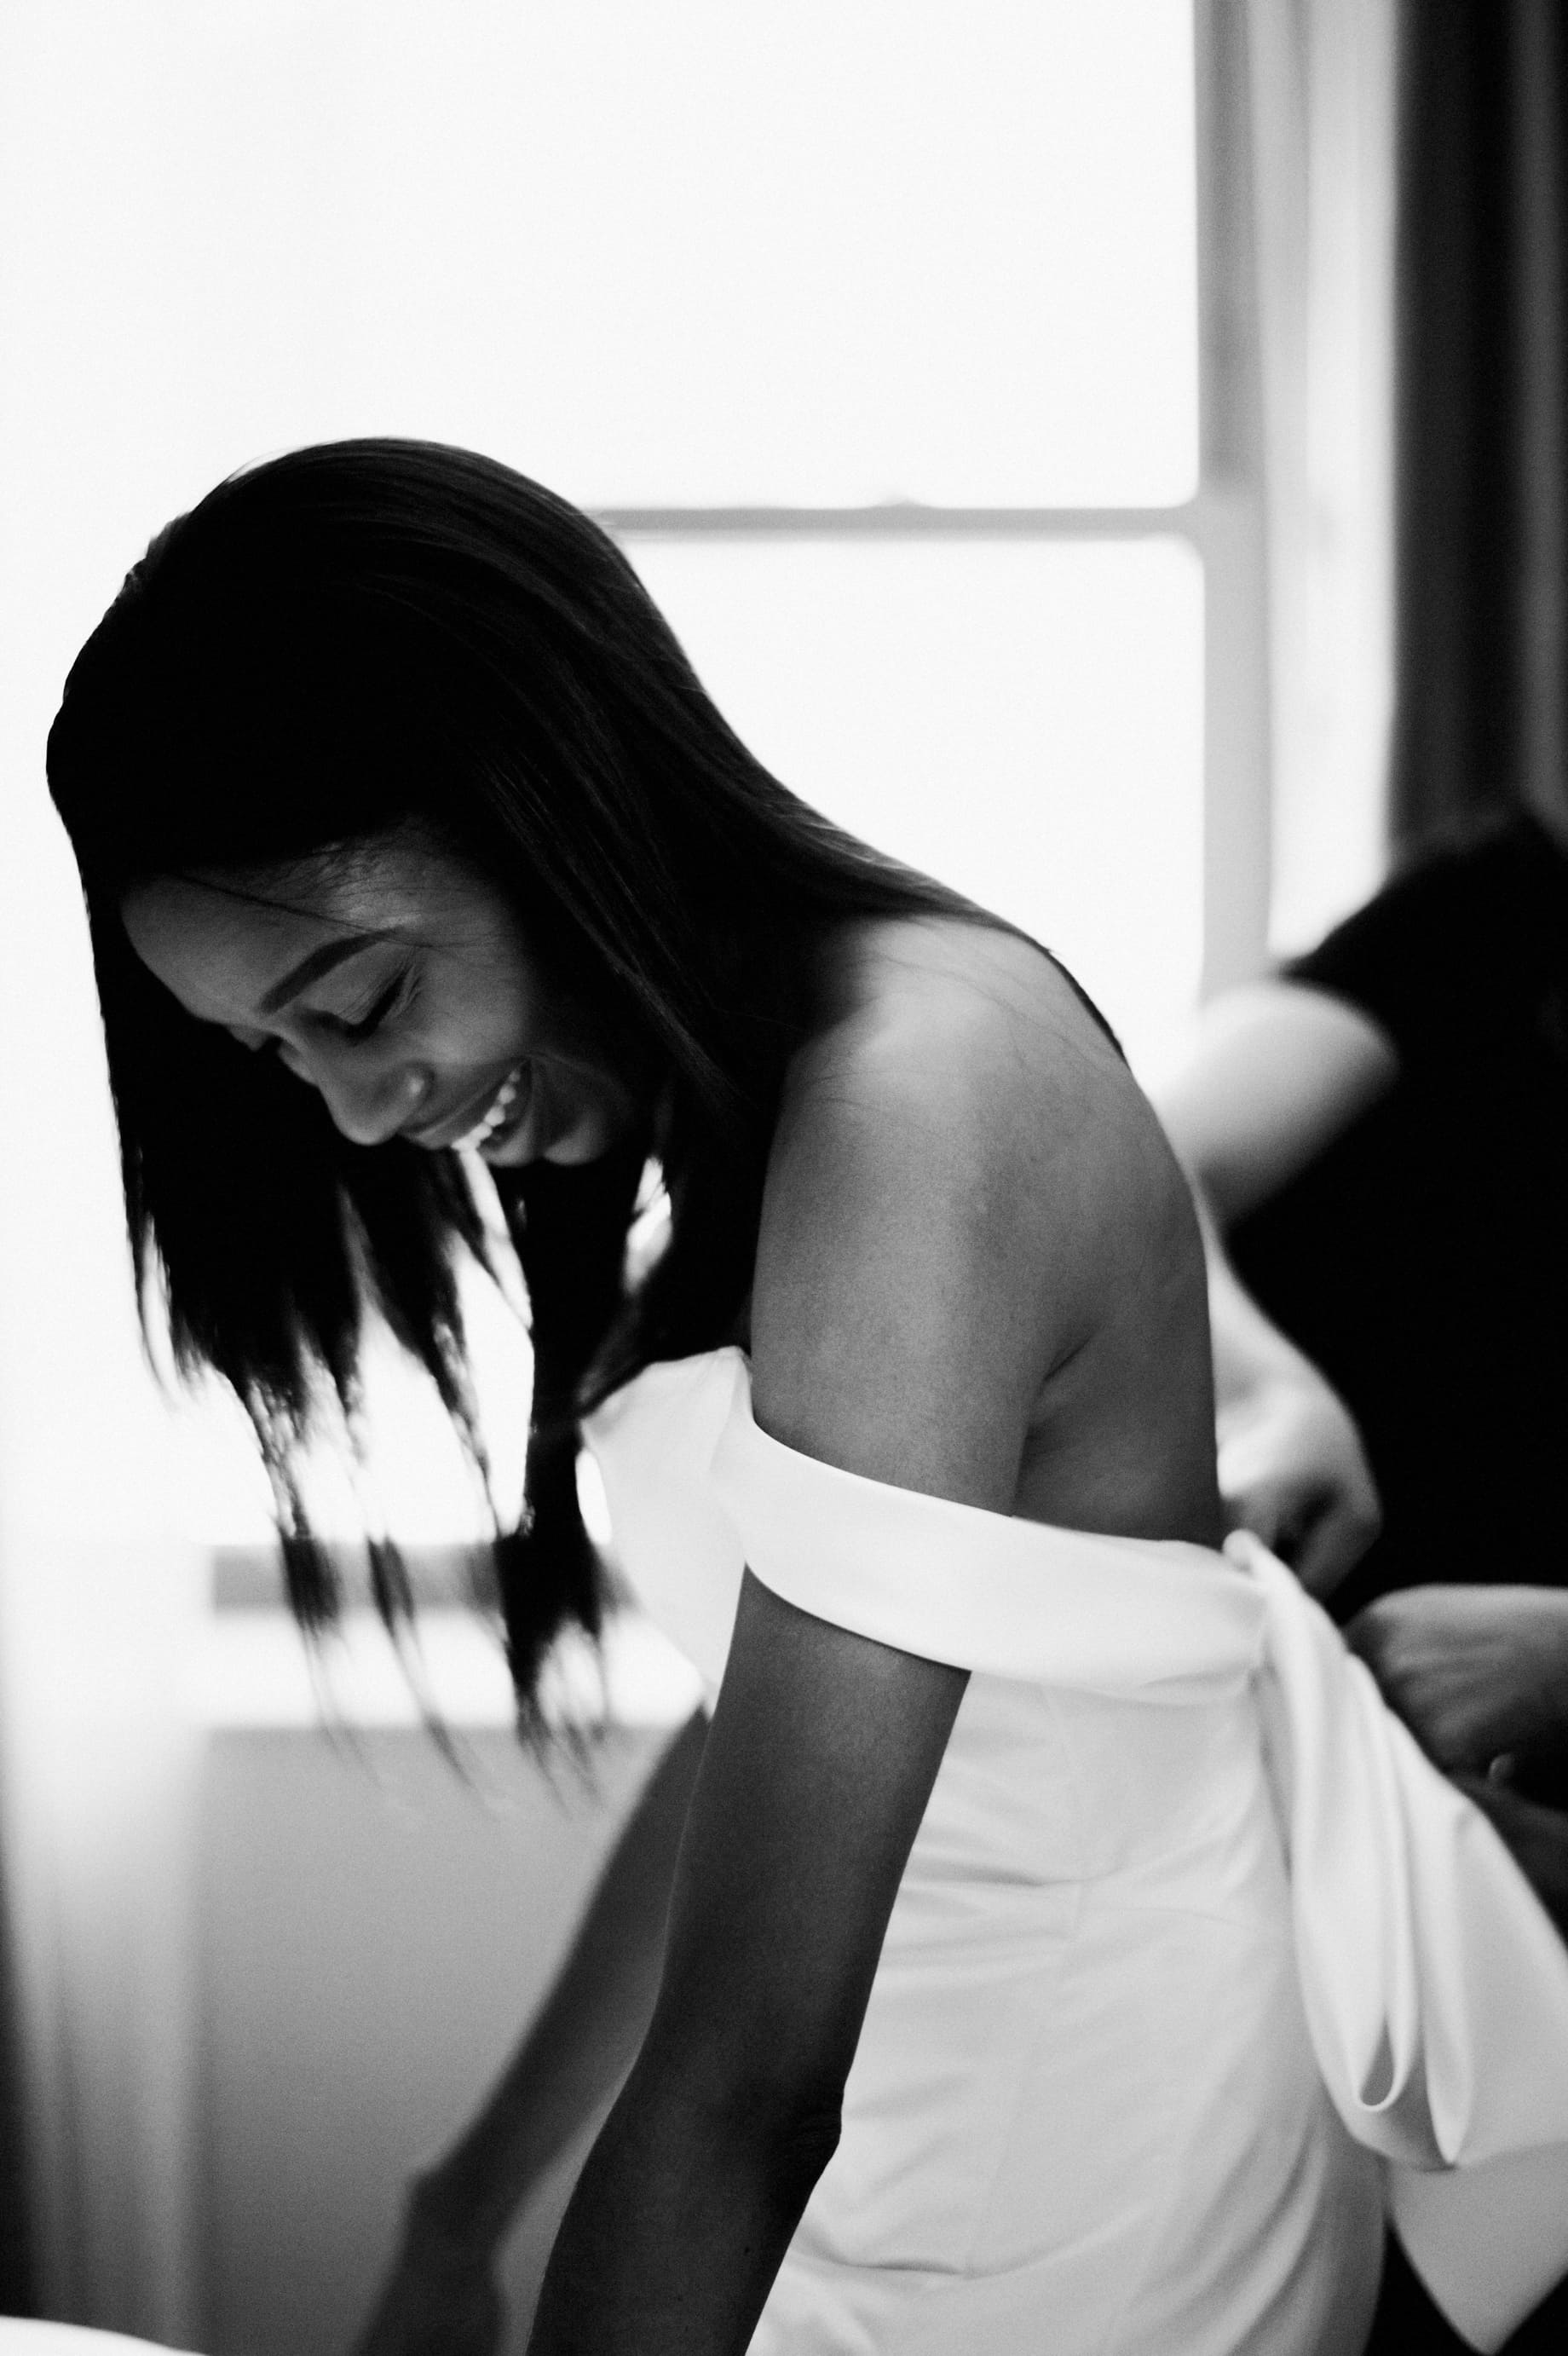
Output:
[310,1051,431,1147]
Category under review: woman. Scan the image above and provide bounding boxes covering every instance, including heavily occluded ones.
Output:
[45,442,1568,2355]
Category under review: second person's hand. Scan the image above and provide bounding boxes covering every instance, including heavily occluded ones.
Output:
[1217,1366,1382,1597]
[1346,1585,1568,1776]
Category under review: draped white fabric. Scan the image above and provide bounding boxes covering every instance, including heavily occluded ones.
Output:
[588,1349,1568,2351]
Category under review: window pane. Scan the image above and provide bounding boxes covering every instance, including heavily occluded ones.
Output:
[3,0,1196,511]
[625,538,1206,1081]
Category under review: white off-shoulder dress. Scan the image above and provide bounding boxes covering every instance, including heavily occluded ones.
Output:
[583,1348,1568,2356]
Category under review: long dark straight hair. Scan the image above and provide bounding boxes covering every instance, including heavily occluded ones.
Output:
[47,440,983,1722]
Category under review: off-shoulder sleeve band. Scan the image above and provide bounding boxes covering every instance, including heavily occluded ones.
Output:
[709,1368,1263,1696]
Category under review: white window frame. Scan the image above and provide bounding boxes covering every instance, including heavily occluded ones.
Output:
[596,0,1271,1008]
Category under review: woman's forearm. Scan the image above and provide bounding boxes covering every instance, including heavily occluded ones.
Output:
[525,1568,968,2354]
[416,1708,708,2256]
[526,2056,838,2356]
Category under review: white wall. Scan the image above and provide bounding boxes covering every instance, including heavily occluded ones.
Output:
[193,1723,665,2356]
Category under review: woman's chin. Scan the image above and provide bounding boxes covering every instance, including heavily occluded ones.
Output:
[476,1045,656,1167]
[537,1111,627,1166]
[482,1088,624,1169]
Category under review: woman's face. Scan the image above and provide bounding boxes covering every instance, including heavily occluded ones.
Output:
[120,827,654,1166]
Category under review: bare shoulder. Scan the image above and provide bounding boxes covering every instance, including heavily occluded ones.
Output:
[802,914,1130,1121]
[750,915,1198,1518]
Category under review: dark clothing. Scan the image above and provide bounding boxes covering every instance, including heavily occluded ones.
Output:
[1373,2235,1566,2356]
[1231,814,1568,1627]
[1227,815,1568,2355]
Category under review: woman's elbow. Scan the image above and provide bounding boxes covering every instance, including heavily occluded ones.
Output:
[764,2091,844,2196]
[724,2087,844,2216]
[699,2041,846,2179]
[638,2026,847,2203]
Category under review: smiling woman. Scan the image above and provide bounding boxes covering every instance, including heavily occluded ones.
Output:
[43,437,1568,2356]
[46,436,983,1702]
[119,840,654,1164]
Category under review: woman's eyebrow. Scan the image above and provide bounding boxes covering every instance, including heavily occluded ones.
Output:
[257,934,388,1016]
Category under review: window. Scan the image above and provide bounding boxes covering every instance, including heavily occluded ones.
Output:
[3,0,1265,1553]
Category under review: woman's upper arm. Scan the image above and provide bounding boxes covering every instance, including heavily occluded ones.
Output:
[1157,981,1398,1227]
[636,966,1113,2128]
[643,1572,966,2128]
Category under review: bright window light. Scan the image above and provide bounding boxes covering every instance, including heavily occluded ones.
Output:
[166,1257,533,1552]
[625,538,1206,1080]
[3,1,1205,1552]
[3,0,1196,514]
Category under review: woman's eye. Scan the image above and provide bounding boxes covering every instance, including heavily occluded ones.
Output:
[333,968,412,1042]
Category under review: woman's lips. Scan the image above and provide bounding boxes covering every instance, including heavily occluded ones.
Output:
[409,1065,527,1152]
[453,1065,524,1152]
[477,1061,552,1162]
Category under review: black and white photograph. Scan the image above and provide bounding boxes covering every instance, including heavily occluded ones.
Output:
[0,7,1565,2354]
